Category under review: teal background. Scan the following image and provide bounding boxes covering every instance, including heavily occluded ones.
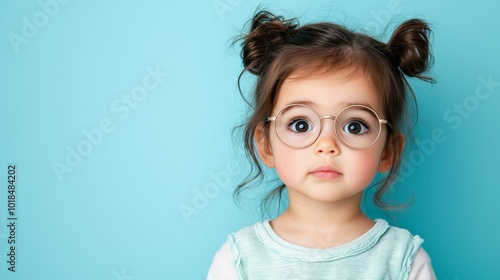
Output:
[1,0,499,279]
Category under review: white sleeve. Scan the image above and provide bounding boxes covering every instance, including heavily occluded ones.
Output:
[207,241,239,280]
[408,247,436,280]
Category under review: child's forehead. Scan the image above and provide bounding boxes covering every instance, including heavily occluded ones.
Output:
[280,68,378,97]
[275,68,384,113]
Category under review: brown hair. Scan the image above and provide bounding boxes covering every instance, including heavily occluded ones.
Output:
[234,10,434,212]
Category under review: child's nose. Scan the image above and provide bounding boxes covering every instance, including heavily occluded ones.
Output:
[314,120,340,156]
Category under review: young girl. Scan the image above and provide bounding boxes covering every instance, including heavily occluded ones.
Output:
[208,10,436,280]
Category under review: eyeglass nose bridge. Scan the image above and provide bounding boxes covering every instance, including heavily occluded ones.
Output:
[320,115,336,121]
[317,115,337,133]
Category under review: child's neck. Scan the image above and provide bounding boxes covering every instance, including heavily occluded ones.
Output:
[270,194,374,248]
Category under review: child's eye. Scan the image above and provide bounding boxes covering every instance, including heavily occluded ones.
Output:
[289,119,312,133]
[342,120,368,135]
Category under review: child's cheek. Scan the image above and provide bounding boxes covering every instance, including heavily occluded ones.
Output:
[273,148,304,185]
[346,153,381,188]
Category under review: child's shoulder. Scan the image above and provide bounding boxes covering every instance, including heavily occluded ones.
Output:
[370,220,424,266]
[227,220,267,243]
[383,220,423,244]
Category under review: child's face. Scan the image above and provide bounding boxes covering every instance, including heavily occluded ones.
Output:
[257,69,393,205]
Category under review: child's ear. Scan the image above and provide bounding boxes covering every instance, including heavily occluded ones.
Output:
[255,125,275,168]
[378,133,405,173]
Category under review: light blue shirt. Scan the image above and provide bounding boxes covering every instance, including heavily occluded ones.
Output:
[227,219,423,280]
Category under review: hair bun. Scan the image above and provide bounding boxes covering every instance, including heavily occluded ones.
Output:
[387,19,434,82]
[241,11,298,75]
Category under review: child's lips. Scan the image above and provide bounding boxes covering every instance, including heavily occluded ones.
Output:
[309,165,342,179]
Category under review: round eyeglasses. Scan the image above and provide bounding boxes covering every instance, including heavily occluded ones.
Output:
[267,104,391,149]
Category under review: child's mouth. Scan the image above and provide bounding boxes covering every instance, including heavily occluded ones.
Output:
[310,165,342,179]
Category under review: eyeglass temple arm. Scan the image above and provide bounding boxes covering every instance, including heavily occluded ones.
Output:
[380,119,393,130]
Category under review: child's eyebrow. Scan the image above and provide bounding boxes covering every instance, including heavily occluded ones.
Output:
[285,100,377,110]
[337,101,376,109]
[284,100,317,107]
